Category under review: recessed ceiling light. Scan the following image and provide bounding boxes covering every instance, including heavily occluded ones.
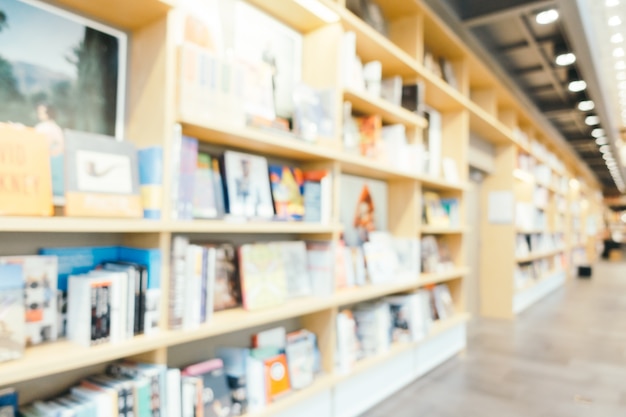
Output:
[556,52,576,66]
[612,33,624,43]
[610,16,622,26]
[601,145,611,153]
[568,80,587,92]
[593,128,606,137]
[597,137,609,145]
[585,115,600,125]
[607,0,620,7]
[578,100,595,111]
[536,9,559,24]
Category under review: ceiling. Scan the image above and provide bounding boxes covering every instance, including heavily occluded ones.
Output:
[424,0,626,196]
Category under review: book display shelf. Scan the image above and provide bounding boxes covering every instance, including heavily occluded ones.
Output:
[0,0,603,414]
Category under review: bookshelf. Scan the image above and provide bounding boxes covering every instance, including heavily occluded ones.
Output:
[0,0,603,414]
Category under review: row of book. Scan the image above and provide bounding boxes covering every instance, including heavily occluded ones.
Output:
[168,233,422,329]
[421,236,456,274]
[515,255,565,290]
[516,202,547,231]
[512,129,566,174]
[515,233,566,258]
[172,137,333,223]
[4,326,320,417]
[0,247,161,363]
[336,284,456,373]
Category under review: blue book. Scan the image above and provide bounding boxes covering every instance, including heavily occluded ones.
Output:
[0,387,18,416]
[138,146,164,220]
[38,246,119,292]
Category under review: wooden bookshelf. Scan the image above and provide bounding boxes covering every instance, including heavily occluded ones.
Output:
[515,248,566,263]
[1,0,604,414]
[344,88,428,128]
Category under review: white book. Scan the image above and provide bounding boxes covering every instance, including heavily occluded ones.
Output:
[89,270,127,344]
[246,356,267,413]
[166,368,182,417]
[363,60,382,96]
[380,76,403,105]
[424,107,442,178]
[67,274,105,347]
[273,241,311,298]
[341,31,357,88]
[102,263,137,340]
[170,236,190,329]
[70,386,113,417]
[203,246,217,323]
[181,378,198,417]
[183,245,203,329]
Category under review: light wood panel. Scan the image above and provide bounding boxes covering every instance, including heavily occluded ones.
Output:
[344,89,428,128]
[45,0,174,29]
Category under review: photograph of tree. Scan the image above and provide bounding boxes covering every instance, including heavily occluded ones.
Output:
[0,0,126,137]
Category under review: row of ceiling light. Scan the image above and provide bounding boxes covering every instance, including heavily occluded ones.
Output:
[536,4,625,192]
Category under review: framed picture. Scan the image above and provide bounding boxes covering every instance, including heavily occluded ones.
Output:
[0,0,127,137]
[64,130,141,218]
[0,0,127,202]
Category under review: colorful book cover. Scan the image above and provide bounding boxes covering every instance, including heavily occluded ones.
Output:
[0,388,18,417]
[0,255,57,346]
[285,330,316,390]
[305,241,334,297]
[223,151,275,219]
[262,354,291,402]
[182,358,233,417]
[355,115,382,159]
[340,174,388,248]
[302,170,331,224]
[238,243,287,311]
[138,146,164,220]
[211,156,227,217]
[268,165,305,221]
[0,124,53,216]
[213,244,241,311]
[193,152,219,219]
[0,264,24,363]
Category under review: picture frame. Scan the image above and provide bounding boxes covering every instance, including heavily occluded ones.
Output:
[64,130,142,218]
[0,0,127,138]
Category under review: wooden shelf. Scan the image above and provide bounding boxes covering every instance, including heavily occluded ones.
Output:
[49,0,175,30]
[169,220,341,235]
[419,267,469,286]
[516,248,566,263]
[180,117,338,162]
[0,333,168,387]
[421,225,466,234]
[0,217,165,233]
[245,312,470,416]
[466,102,514,145]
[516,228,544,234]
[245,0,330,34]
[344,88,428,128]
[418,175,467,191]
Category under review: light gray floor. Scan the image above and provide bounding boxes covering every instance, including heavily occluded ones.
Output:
[360,261,626,417]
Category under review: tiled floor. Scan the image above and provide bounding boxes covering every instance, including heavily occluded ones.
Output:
[361,262,626,417]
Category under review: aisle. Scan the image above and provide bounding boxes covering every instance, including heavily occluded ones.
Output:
[360,262,626,417]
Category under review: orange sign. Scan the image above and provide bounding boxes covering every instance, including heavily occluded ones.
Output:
[0,124,52,216]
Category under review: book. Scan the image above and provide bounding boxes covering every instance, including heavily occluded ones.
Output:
[362,233,399,284]
[211,156,227,217]
[181,358,233,417]
[423,192,450,227]
[216,348,250,416]
[305,241,335,296]
[420,236,440,274]
[302,169,332,224]
[0,388,18,417]
[193,152,219,219]
[67,273,115,347]
[63,130,142,218]
[424,107,442,178]
[260,353,291,402]
[380,76,402,105]
[252,326,287,349]
[171,131,198,220]
[137,146,164,220]
[213,243,241,311]
[363,61,382,97]
[0,264,24,363]
[170,236,189,329]
[340,174,388,247]
[238,243,288,310]
[222,151,275,219]
[336,309,359,374]
[285,330,317,390]
[166,369,182,417]
[440,57,458,90]
[0,255,57,346]
[269,165,305,221]
[432,284,456,320]
[274,241,311,298]
[401,82,425,114]
[355,114,382,159]
[0,124,53,216]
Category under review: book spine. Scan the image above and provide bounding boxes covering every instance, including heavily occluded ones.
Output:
[169,237,188,329]
[200,248,208,324]
[101,284,111,344]
[91,284,98,346]
[170,124,183,220]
